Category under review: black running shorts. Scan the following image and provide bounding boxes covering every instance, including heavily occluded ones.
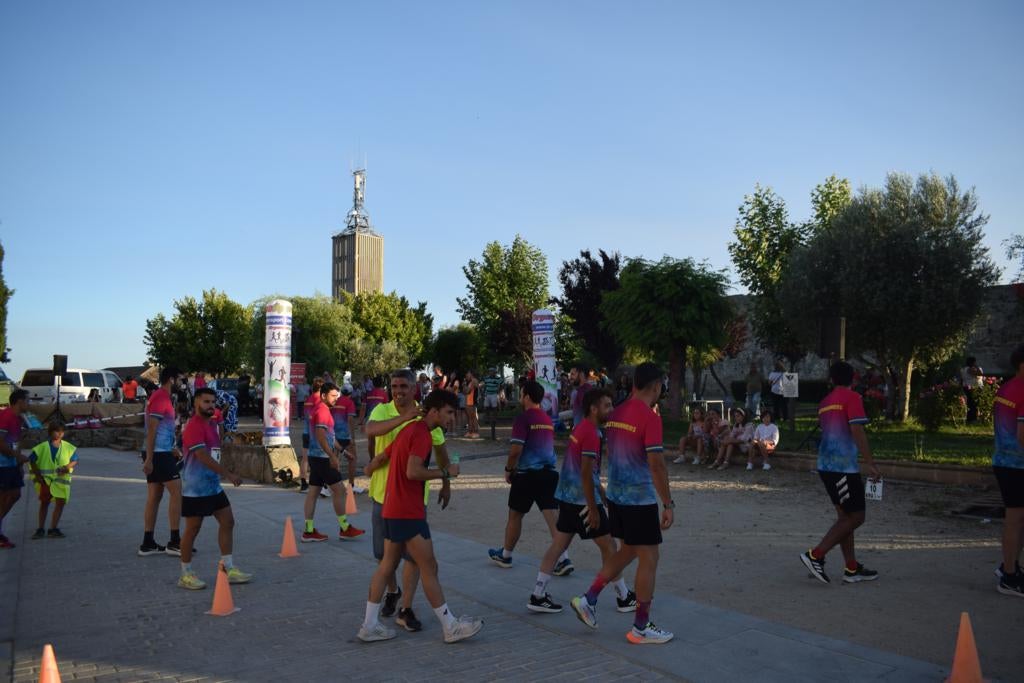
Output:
[141,451,180,484]
[182,491,230,517]
[607,500,662,546]
[308,457,343,488]
[0,466,24,490]
[818,471,866,513]
[556,500,609,540]
[994,466,1024,508]
[382,518,431,543]
[508,468,559,514]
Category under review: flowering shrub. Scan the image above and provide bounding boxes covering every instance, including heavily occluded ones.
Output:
[916,382,966,432]
[972,377,1000,425]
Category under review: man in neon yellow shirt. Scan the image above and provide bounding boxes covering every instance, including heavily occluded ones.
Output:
[365,369,451,633]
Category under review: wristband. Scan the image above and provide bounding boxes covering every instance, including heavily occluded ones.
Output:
[504,466,515,473]
[664,500,676,510]
[441,467,450,480]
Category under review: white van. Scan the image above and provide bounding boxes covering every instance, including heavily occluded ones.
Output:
[20,368,123,403]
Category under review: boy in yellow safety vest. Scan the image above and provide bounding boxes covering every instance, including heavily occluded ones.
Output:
[29,422,78,539]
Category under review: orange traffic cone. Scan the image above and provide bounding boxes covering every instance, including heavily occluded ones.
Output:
[345,482,358,515]
[39,644,61,683]
[945,612,985,683]
[206,565,240,617]
[279,516,300,558]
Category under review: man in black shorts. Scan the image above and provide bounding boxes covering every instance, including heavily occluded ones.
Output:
[140,367,185,556]
[527,387,635,613]
[799,361,881,585]
[177,388,251,589]
[488,381,571,575]
[570,363,674,644]
[992,345,1024,597]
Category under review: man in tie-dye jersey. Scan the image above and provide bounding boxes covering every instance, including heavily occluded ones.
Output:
[800,361,881,586]
[992,345,1024,598]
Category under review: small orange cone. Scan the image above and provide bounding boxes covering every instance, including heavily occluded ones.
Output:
[345,482,358,515]
[205,565,240,617]
[279,516,300,558]
[39,644,61,683]
[945,612,985,683]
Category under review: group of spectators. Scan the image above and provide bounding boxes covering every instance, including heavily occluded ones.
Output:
[674,404,780,471]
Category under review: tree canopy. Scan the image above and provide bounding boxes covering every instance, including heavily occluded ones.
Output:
[430,324,486,376]
[550,249,624,371]
[145,289,250,375]
[344,291,433,368]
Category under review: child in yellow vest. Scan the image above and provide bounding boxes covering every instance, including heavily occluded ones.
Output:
[29,422,78,539]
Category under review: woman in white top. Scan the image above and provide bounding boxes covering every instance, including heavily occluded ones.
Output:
[960,356,983,423]
[768,359,787,423]
[674,406,706,465]
[710,408,753,470]
[748,411,780,471]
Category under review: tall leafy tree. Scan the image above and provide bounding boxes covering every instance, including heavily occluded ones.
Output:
[344,291,433,367]
[145,289,249,375]
[550,249,624,371]
[430,324,486,375]
[601,257,733,418]
[1005,233,1024,281]
[349,338,410,379]
[490,302,535,371]
[0,241,13,363]
[780,172,1000,420]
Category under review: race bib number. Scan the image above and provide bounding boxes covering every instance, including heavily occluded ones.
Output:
[211,448,222,463]
[865,478,883,501]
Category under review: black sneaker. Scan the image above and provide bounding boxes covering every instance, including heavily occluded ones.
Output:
[31,528,45,540]
[997,571,1024,599]
[138,541,166,556]
[300,479,309,492]
[527,593,563,613]
[395,607,423,631]
[381,589,402,618]
[842,563,878,583]
[616,590,638,613]
[800,550,830,584]
[995,562,1022,579]
[46,529,65,539]
[552,558,575,576]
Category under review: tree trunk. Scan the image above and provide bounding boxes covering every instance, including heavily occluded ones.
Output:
[690,361,703,400]
[898,357,914,422]
[707,364,729,396]
[667,346,685,419]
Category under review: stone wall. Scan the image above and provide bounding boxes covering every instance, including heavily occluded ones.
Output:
[221,444,299,484]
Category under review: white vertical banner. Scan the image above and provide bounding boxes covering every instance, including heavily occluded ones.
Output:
[531,309,558,418]
[263,299,293,447]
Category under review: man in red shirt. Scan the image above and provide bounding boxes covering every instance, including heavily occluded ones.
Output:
[0,390,31,549]
[358,391,483,644]
[140,367,185,556]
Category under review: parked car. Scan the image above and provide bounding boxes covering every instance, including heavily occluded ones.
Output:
[20,368,123,403]
[0,367,19,406]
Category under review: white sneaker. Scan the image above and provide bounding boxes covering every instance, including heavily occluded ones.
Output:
[318,489,329,498]
[353,485,367,494]
[443,615,484,643]
[672,456,686,464]
[691,457,700,465]
[570,596,598,628]
[763,463,771,471]
[745,463,753,471]
[358,622,397,642]
[627,621,674,644]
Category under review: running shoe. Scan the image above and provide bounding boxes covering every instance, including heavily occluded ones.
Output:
[299,480,309,492]
[177,571,207,591]
[396,607,423,632]
[358,622,397,642]
[995,562,1022,579]
[616,590,638,613]
[224,566,253,584]
[318,488,329,498]
[443,615,484,643]
[626,622,674,644]
[138,541,166,556]
[381,589,402,618]
[301,529,329,543]
[997,572,1024,598]
[691,457,700,465]
[527,593,563,613]
[0,535,14,549]
[552,557,574,576]
[745,463,753,471]
[488,547,512,568]
[570,596,598,629]
[353,485,367,494]
[46,529,65,539]
[842,563,879,583]
[672,455,687,464]
[339,525,365,541]
[800,550,830,584]
[31,529,45,540]
[165,541,182,556]
[763,463,772,471]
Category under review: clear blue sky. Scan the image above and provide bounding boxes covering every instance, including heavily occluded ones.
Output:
[2,0,1022,381]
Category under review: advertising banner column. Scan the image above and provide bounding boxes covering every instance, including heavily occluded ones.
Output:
[531,309,558,418]
[263,299,293,447]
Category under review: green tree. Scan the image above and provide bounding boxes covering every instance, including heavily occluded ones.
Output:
[601,257,733,418]
[550,249,624,371]
[344,291,434,368]
[430,324,486,375]
[553,312,587,370]
[248,295,363,380]
[0,241,13,363]
[349,338,410,379]
[1005,233,1024,281]
[490,302,535,371]
[456,235,549,362]
[780,172,1000,420]
[145,289,249,375]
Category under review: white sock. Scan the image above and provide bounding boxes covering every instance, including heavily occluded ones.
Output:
[220,554,234,570]
[363,601,380,629]
[558,550,570,563]
[180,562,192,575]
[501,548,512,559]
[433,603,457,630]
[613,578,629,599]
[533,572,552,598]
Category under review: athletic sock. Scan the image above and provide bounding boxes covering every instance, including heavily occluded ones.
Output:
[305,519,314,533]
[501,548,512,559]
[433,603,458,630]
[143,531,155,545]
[363,601,381,629]
[338,514,350,531]
[585,575,608,606]
[180,562,192,575]
[634,600,651,630]
[810,547,825,560]
[558,550,570,563]
[845,559,859,572]
[612,578,629,599]
[169,529,181,544]
[220,554,234,570]
[533,572,552,598]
